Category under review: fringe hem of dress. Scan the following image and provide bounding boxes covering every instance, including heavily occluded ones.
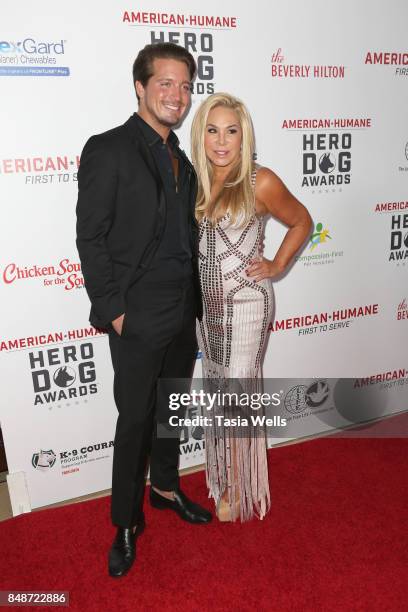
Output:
[202,358,271,522]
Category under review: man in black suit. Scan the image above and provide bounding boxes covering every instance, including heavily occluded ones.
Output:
[76,43,211,578]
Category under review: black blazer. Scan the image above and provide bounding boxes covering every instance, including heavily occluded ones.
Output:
[76,114,202,328]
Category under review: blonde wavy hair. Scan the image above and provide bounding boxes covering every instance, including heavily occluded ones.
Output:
[191,92,256,226]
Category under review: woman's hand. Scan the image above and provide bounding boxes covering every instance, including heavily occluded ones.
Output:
[246,257,285,282]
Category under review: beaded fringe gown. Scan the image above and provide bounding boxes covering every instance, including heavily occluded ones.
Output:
[197,169,273,521]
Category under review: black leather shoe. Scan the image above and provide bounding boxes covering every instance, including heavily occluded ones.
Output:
[108,516,145,578]
[150,488,212,524]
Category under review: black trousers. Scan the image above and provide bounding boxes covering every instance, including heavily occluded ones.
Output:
[108,278,197,528]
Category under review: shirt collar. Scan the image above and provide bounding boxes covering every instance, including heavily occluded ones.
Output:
[133,112,179,149]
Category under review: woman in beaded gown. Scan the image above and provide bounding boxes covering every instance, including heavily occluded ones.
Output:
[191,93,312,522]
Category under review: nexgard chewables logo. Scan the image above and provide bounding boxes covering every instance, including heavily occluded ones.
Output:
[0,37,70,76]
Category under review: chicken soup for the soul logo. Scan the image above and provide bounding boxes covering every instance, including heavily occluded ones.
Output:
[2,258,84,290]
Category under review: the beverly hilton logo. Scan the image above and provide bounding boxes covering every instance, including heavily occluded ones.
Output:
[271,48,345,78]
[397,298,408,320]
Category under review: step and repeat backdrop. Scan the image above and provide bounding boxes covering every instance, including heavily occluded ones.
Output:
[1,0,407,514]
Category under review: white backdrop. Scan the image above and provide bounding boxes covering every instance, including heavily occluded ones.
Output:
[1,0,407,514]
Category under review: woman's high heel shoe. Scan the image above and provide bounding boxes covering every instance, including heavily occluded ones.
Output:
[216,498,240,522]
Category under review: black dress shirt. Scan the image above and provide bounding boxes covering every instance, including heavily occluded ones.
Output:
[133,113,192,282]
